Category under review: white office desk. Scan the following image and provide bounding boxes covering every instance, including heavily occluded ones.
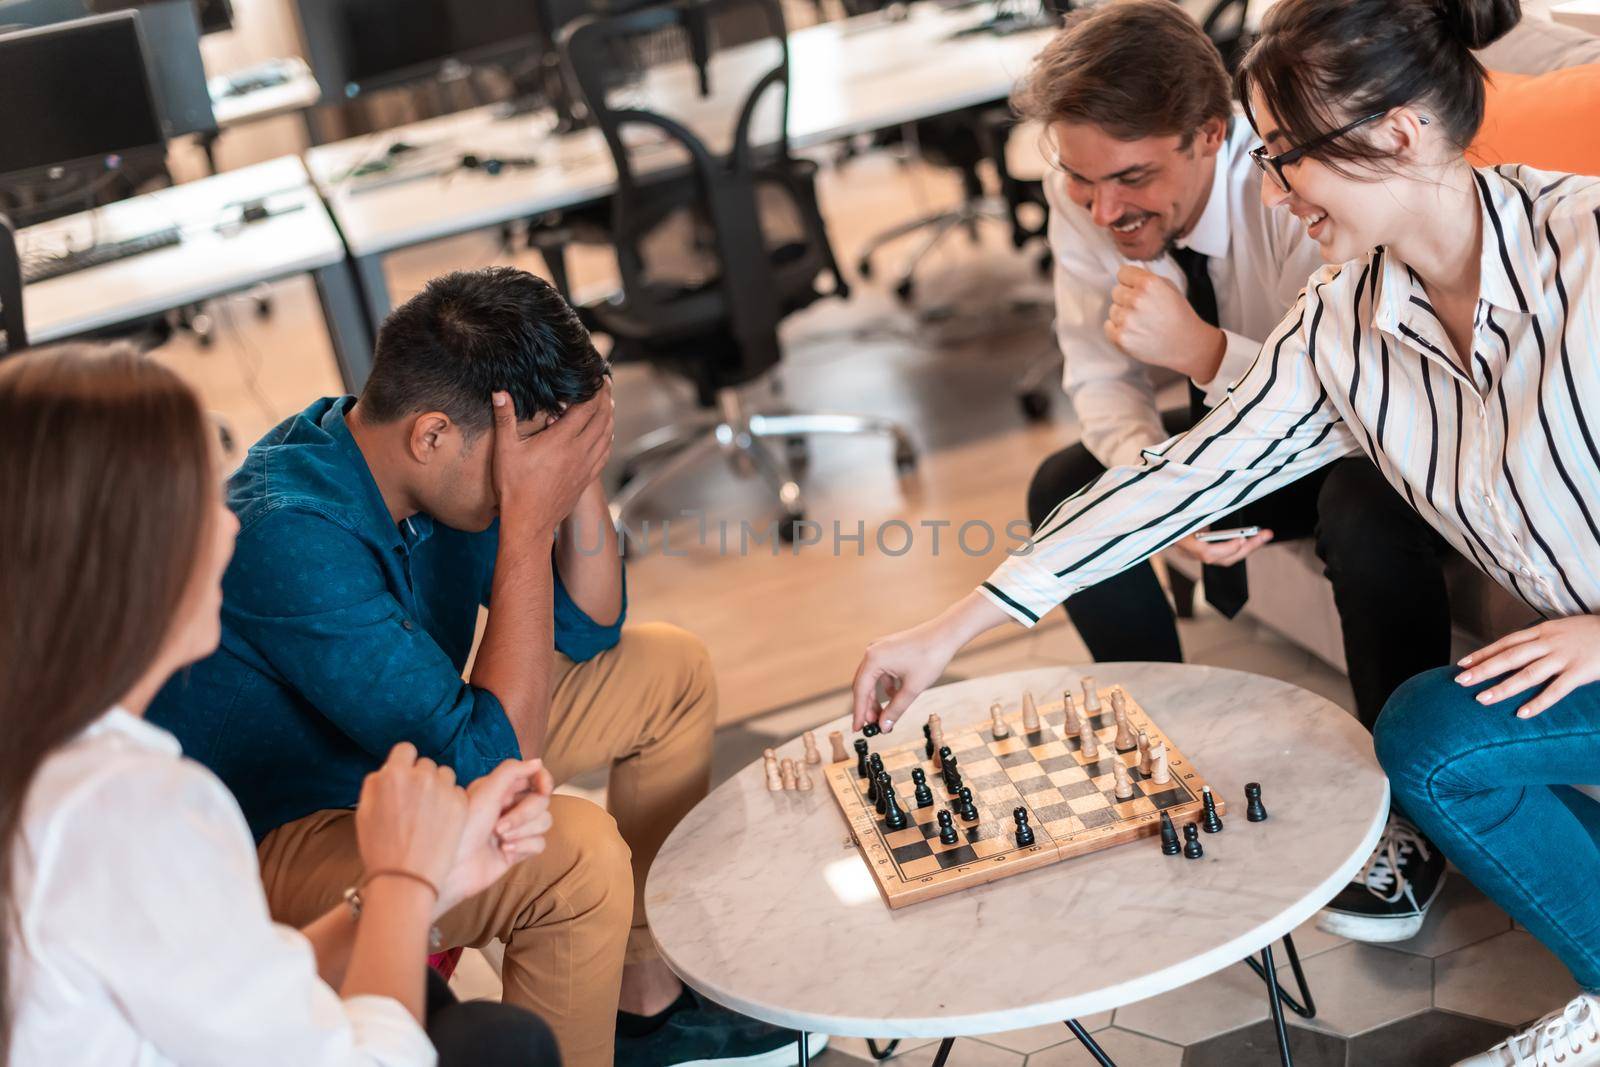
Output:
[208,57,323,130]
[19,156,377,388]
[304,3,1054,331]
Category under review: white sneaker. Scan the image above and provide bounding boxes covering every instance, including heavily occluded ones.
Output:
[1455,993,1600,1066]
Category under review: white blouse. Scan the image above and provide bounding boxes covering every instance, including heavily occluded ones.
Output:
[7,708,434,1066]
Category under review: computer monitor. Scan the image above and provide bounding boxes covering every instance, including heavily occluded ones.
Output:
[294,0,548,100]
[195,0,229,33]
[0,0,214,137]
[0,12,165,180]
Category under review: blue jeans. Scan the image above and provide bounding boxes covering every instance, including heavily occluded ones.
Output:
[1376,666,1600,990]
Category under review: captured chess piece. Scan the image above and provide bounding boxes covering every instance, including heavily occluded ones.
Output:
[854,738,870,780]
[780,758,798,791]
[1201,786,1224,833]
[1245,782,1269,822]
[797,764,813,791]
[1182,823,1204,859]
[1013,806,1036,847]
[874,771,891,813]
[830,730,848,764]
[911,767,935,808]
[928,714,944,765]
[1159,811,1181,855]
[1111,756,1134,800]
[937,809,959,845]
[882,783,908,830]
[957,786,979,822]
[1149,741,1170,784]
[764,748,783,792]
[990,701,1011,740]
[1136,730,1153,775]
[1021,690,1041,733]
[1078,717,1099,760]
[1062,691,1082,734]
[1081,676,1101,713]
[803,731,821,765]
[862,721,881,738]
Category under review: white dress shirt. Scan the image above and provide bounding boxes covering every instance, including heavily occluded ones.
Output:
[7,708,435,1067]
[986,166,1600,625]
[1048,118,1329,468]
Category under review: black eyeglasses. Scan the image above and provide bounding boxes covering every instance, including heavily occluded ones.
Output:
[1249,111,1386,194]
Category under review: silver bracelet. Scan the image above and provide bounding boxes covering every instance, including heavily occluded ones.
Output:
[342,885,444,951]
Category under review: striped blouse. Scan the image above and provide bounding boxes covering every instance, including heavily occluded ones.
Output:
[983,164,1600,626]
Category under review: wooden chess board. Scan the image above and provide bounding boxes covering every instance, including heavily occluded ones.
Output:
[825,684,1222,908]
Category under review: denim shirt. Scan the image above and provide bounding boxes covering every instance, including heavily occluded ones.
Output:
[149,397,625,841]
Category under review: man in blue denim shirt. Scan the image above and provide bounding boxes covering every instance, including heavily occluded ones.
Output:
[151,269,801,1067]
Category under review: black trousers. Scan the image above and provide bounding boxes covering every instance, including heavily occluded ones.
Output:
[426,970,562,1066]
[1026,409,1453,730]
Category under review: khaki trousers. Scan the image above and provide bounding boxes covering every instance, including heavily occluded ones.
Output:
[257,622,718,1067]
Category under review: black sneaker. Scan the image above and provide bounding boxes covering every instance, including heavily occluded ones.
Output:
[1316,815,1447,942]
[614,988,828,1067]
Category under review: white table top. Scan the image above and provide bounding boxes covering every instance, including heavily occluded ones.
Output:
[1552,0,1600,33]
[208,58,323,129]
[20,156,346,345]
[645,662,1389,1038]
[305,3,1054,258]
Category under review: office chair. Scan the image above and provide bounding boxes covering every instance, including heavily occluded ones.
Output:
[0,212,26,355]
[557,0,916,541]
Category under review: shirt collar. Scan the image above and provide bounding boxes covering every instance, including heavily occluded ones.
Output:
[1173,123,1243,261]
[319,397,433,553]
[85,707,183,756]
[1472,166,1537,315]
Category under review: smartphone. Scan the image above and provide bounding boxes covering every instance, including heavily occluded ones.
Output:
[1195,525,1262,544]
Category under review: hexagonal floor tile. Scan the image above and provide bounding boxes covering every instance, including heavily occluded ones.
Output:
[1436,930,1580,1026]
[891,1038,1024,1066]
[1181,1021,1346,1067]
[1295,943,1433,1037]
[1113,963,1269,1046]
[1286,919,1349,961]
[1385,877,1512,959]
[1346,1009,1519,1067]
[1026,1026,1183,1066]
[824,1036,943,1062]
[983,1015,1113,1054]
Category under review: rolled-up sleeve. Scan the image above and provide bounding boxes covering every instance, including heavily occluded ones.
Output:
[225,507,520,777]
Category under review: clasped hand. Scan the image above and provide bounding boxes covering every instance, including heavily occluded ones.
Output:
[1105,266,1226,384]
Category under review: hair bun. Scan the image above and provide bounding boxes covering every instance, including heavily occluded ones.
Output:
[1439,0,1521,50]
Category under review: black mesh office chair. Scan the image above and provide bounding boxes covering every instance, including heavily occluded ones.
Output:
[558,0,916,540]
[0,212,26,356]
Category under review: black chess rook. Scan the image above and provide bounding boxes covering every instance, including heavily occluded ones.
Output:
[1245,782,1268,822]
[854,738,870,780]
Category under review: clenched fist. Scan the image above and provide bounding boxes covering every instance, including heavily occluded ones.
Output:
[1104,266,1227,384]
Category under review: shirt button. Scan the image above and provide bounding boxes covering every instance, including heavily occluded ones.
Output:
[1519,566,1533,577]
[401,619,415,631]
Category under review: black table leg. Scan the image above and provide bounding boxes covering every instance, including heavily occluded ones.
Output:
[1063,1019,1119,1066]
[1244,932,1318,1018]
[798,1030,810,1066]
[1260,944,1295,1067]
[929,1037,956,1067]
[866,1039,901,1060]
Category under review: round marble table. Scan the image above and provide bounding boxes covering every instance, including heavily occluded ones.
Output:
[645,663,1389,1060]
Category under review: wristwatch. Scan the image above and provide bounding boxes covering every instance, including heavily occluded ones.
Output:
[343,885,444,951]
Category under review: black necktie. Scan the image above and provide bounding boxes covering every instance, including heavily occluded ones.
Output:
[1171,245,1249,618]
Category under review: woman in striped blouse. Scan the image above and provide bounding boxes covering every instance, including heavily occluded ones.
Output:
[854,0,1600,1061]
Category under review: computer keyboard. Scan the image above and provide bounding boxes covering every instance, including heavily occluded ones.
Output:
[22,226,182,285]
[219,63,291,98]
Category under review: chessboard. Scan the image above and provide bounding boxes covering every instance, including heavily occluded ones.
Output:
[825,679,1223,908]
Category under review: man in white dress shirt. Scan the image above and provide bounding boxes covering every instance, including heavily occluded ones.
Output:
[1012,0,1453,939]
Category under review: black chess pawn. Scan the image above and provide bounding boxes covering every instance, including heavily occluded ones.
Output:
[869,752,884,782]
[1159,811,1181,856]
[1182,823,1204,859]
[911,767,935,808]
[883,784,908,831]
[1201,786,1224,834]
[937,809,959,845]
[923,722,934,759]
[957,786,979,822]
[1013,806,1036,847]
[1245,782,1268,823]
[854,738,870,780]
[866,769,880,803]
[862,721,881,738]
[875,772,892,815]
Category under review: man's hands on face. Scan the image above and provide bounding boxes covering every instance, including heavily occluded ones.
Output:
[1105,266,1227,385]
[491,380,614,538]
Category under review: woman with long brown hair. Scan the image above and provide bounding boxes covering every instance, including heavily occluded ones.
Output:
[0,344,562,1065]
